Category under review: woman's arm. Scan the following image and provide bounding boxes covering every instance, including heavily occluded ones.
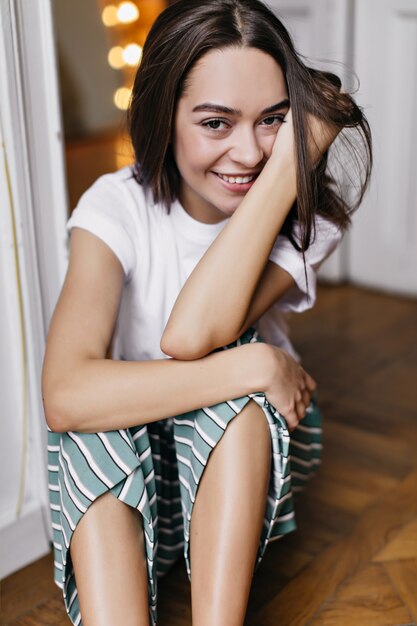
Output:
[161,111,338,360]
[44,342,270,434]
[161,148,296,360]
[43,228,306,434]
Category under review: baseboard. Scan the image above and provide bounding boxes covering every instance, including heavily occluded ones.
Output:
[0,505,51,579]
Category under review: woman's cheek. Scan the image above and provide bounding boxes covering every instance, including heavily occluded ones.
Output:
[262,133,278,159]
[192,135,223,167]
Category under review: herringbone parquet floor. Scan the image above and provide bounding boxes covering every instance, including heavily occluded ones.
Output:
[2,284,417,626]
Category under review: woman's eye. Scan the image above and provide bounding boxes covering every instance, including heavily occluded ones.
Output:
[262,115,286,127]
[202,119,228,131]
[201,114,285,132]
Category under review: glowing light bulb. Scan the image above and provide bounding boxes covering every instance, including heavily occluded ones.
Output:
[122,44,142,66]
[117,2,140,24]
[114,87,132,110]
[102,5,118,27]
[108,46,125,69]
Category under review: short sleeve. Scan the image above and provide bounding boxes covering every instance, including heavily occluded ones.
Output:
[66,174,137,281]
[268,215,343,313]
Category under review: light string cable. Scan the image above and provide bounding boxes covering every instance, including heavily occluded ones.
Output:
[1,121,28,518]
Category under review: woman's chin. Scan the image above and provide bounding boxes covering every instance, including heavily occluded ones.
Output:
[218,205,238,218]
[224,200,244,215]
[215,195,244,214]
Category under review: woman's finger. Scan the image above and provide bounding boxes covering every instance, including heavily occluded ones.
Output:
[284,408,299,432]
[295,401,306,421]
[302,388,311,409]
[304,371,317,391]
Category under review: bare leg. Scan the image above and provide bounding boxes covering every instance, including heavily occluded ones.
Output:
[190,399,271,626]
[70,491,150,626]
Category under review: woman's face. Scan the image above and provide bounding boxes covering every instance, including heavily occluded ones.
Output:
[172,46,289,223]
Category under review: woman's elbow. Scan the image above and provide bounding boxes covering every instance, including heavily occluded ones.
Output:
[42,396,67,433]
[41,379,74,433]
[160,330,214,360]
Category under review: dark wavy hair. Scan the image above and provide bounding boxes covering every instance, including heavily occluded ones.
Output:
[127,0,372,256]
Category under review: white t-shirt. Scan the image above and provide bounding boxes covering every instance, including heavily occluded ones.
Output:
[67,165,343,362]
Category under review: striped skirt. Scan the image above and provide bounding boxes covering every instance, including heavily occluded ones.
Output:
[47,327,323,626]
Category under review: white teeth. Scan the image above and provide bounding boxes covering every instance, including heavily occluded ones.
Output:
[217,173,255,184]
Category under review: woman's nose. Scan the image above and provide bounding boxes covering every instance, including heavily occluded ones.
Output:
[228,126,264,168]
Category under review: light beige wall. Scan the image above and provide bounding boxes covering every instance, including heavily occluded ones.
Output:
[53,0,124,137]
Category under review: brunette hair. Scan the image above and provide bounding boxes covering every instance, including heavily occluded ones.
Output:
[127,0,372,255]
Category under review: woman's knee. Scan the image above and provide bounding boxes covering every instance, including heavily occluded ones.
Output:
[71,491,144,555]
[69,492,150,625]
[235,399,270,443]
[216,398,272,466]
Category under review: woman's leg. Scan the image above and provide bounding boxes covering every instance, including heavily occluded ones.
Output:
[69,491,150,626]
[190,398,271,626]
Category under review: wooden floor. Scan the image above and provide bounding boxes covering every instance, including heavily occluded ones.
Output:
[2,284,417,626]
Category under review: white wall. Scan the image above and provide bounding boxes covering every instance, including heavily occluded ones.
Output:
[0,81,51,579]
[349,0,417,295]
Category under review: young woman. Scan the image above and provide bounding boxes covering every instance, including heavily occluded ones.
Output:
[43,1,372,624]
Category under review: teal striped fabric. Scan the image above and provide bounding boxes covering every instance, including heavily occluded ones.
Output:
[47,327,323,626]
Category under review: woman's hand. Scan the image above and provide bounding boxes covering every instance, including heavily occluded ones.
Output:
[270,107,296,166]
[305,110,341,165]
[262,343,317,432]
[271,107,341,167]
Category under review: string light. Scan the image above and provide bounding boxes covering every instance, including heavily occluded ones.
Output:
[114,86,132,110]
[122,44,142,66]
[117,2,140,24]
[101,1,150,111]
[102,2,140,27]
[108,46,125,69]
[102,5,118,27]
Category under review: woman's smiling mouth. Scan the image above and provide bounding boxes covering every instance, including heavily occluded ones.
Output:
[212,171,260,192]
[216,172,258,184]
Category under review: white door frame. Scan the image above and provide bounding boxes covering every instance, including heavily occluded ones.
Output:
[0,0,68,578]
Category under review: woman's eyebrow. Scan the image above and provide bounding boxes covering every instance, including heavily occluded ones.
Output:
[192,99,290,115]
